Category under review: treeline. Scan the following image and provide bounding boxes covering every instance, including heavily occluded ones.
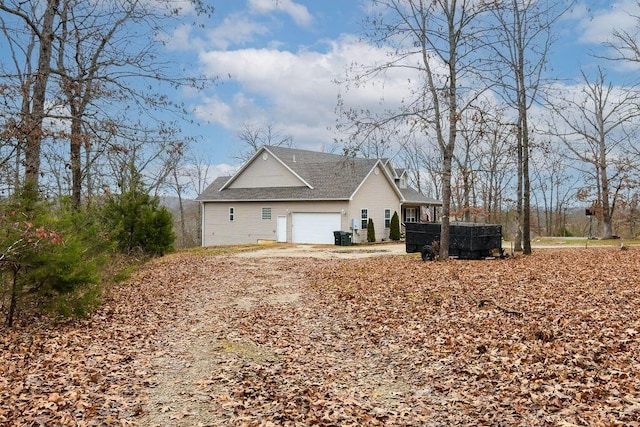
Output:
[0,1,214,327]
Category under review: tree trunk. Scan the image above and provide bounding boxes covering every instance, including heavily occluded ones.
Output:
[23,0,59,195]
[173,168,187,248]
[70,116,83,208]
[520,118,532,251]
[440,148,454,259]
[7,269,19,328]
[514,120,523,252]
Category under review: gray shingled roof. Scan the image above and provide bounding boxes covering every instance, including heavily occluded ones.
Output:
[196,145,441,204]
[400,187,442,205]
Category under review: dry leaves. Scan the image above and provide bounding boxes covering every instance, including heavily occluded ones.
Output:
[2,248,640,426]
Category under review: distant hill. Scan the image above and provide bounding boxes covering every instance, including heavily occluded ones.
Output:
[159,196,199,212]
[159,196,201,248]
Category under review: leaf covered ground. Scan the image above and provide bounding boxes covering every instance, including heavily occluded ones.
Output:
[1,248,639,426]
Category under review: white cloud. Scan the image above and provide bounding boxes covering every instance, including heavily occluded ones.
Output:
[206,14,270,50]
[193,96,234,126]
[578,0,640,44]
[160,24,204,52]
[195,35,427,151]
[248,0,313,27]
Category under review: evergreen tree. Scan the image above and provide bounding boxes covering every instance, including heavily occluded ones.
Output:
[1,197,110,325]
[389,211,401,241]
[102,172,175,256]
[367,218,376,243]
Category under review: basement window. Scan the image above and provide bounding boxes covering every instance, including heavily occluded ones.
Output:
[261,207,272,220]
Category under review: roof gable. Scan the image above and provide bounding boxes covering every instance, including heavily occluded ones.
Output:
[221,146,312,190]
[351,159,403,201]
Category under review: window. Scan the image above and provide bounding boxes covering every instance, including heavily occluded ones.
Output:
[229,207,235,222]
[261,207,272,220]
[405,207,417,222]
[384,209,391,228]
[361,209,368,230]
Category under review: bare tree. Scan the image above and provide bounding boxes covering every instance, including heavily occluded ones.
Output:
[471,108,517,225]
[51,0,213,208]
[399,136,441,200]
[455,107,488,222]
[547,67,640,238]
[0,0,214,206]
[184,153,215,197]
[601,2,640,66]
[0,0,59,198]
[530,141,579,236]
[234,122,293,163]
[485,0,571,254]
[338,0,490,259]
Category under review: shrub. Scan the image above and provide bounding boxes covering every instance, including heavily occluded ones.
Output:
[389,211,401,241]
[102,184,175,256]
[1,198,111,325]
[367,218,376,242]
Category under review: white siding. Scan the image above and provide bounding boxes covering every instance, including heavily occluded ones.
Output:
[202,200,349,245]
[229,153,303,188]
[350,167,401,243]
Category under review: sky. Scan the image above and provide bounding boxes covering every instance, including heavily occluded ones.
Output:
[165,0,640,184]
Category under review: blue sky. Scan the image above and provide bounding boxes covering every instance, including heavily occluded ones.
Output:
[166,0,640,182]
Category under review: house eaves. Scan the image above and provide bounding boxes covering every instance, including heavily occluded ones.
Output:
[399,187,443,205]
[197,176,356,202]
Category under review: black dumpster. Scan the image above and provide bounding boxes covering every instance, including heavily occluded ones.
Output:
[405,222,503,260]
[333,231,352,246]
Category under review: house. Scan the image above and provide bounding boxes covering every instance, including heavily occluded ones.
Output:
[196,145,441,245]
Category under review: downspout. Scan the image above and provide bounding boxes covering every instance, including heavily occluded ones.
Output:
[200,202,205,247]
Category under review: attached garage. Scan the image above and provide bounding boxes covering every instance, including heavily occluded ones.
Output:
[292,212,342,244]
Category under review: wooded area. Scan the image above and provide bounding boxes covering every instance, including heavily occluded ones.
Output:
[0,0,212,327]
[1,2,640,424]
[335,0,640,253]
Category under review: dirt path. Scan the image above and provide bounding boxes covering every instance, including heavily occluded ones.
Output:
[140,255,312,426]
[140,247,413,426]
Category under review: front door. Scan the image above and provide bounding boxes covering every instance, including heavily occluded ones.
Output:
[277,216,287,242]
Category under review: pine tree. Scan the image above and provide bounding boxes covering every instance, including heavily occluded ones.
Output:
[102,170,175,256]
[389,211,401,241]
[367,218,376,243]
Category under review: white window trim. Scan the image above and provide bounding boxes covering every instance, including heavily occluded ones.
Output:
[406,207,417,223]
[384,208,391,228]
[361,209,368,230]
[229,207,235,222]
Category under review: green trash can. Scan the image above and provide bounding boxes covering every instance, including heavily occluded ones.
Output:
[333,231,352,246]
[343,231,352,246]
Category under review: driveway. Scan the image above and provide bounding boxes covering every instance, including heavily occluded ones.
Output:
[236,242,409,259]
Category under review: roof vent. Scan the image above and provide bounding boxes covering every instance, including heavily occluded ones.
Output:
[293,154,296,162]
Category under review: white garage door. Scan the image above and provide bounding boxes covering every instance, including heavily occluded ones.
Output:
[292,213,342,244]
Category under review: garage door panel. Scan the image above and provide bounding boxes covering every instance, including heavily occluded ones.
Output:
[292,213,341,244]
